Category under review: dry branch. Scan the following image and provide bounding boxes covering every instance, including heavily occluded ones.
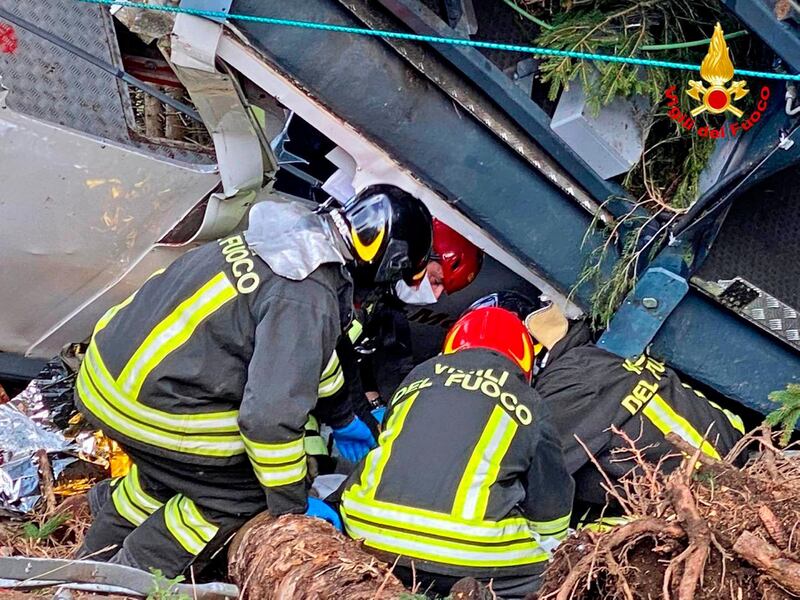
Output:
[35,449,56,515]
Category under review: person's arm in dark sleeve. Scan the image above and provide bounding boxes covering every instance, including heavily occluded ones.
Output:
[519,403,574,552]
[238,292,340,516]
[534,359,612,475]
[313,337,356,430]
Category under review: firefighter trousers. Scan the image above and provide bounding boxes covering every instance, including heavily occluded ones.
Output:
[392,564,543,600]
[78,444,266,578]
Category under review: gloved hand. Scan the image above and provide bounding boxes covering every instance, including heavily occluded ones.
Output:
[371,406,387,426]
[305,497,342,531]
[332,416,376,462]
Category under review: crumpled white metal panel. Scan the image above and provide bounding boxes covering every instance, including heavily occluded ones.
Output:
[0,105,218,357]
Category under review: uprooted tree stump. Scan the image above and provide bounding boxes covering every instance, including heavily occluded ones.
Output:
[228,512,407,600]
[538,428,800,600]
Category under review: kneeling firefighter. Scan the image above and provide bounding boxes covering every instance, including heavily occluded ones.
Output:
[471,291,746,513]
[338,306,574,599]
[75,185,433,577]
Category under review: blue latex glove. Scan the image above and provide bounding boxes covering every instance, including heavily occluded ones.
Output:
[305,497,342,531]
[371,406,387,426]
[332,416,376,462]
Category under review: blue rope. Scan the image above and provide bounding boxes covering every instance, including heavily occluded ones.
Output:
[75,0,800,82]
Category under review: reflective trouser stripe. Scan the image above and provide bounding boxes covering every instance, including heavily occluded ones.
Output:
[348,391,419,501]
[452,406,518,521]
[304,415,328,456]
[343,518,549,568]
[318,351,344,398]
[93,269,166,336]
[643,394,721,459]
[243,435,307,487]
[117,272,238,398]
[77,349,244,457]
[581,516,632,533]
[111,465,164,526]
[164,495,219,556]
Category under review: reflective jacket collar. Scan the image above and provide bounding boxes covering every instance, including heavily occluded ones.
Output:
[244,195,351,281]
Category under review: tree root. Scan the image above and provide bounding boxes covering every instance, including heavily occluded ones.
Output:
[666,479,711,600]
[228,513,406,600]
[733,531,800,596]
[555,518,685,600]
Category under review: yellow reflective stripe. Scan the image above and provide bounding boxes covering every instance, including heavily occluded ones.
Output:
[581,516,632,533]
[94,269,166,336]
[344,519,548,568]
[111,465,163,526]
[349,391,419,501]
[707,399,746,435]
[643,394,721,459]
[452,406,518,521]
[532,513,571,537]
[320,351,340,380]
[318,351,344,398]
[347,319,363,343]
[118,272,237,398]
[242,435,305,463]
[164,495,218,555]
[318,368,344,398]
[305,415,320,432]
[124,464,162,513]
[250,458,307,487]
[341,494,535,543]
[83,344,240,432]
[304,435,328,456]
[77,365,244,457]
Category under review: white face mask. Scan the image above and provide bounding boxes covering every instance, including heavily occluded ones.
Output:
[395,276,439,305]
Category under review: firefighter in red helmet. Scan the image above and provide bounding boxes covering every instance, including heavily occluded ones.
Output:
[426,218,484,298]
[338,306,574,599]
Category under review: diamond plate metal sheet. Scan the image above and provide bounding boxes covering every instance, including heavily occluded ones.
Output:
[0,0,213,164]
[718,277,800,350]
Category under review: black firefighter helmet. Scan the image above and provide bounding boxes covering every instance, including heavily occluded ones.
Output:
[341,185,433,286]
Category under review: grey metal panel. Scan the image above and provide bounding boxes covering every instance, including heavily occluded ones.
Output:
[0,106,219,357]
[232,0,616,304]
[0,0,214,165]
[651,290,800,415]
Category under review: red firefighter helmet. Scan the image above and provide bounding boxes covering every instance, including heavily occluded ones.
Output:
[432,219,483,295]
[442,306,536,382]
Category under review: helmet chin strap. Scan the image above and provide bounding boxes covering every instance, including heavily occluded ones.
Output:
[328,209,355,257]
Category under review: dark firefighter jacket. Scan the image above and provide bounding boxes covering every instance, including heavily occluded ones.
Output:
[534,320,745,506]
[75,233,353,516]
[340,348,574,579]
[338,296,416,429]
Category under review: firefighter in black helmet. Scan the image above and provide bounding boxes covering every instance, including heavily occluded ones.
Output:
[76,185,432,578]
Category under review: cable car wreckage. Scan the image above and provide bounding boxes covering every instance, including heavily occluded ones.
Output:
[0,0,799,598]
